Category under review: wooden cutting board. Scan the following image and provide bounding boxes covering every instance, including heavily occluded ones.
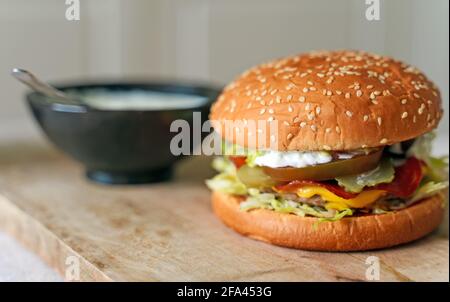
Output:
[0,140,448,281]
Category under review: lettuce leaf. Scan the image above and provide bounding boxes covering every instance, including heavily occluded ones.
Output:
[335,158,395,193]
[245,149,264,167]
[410,180,449,203]
[207,157,247,195]
[407,132,449,181]
[211,156,236,174]
[318,208,353,223]
[239,188,353,221]
[205,173,247,195]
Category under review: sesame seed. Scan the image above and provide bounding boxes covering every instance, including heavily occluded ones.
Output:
[335,126,341,134]
[307,81,314,86]
[316,107,321,115]
[283,121,290,126]
[401,112,408,119]
[287,133,293,140]
[255,96,262,101]
[299,96,306,103]
[303,87,309,93]
[300,72,308,77]
[317,73,325,78]
[377,117,382,126]
[270,135,276,142]
[300,122,307,128]
[380,138,388,144]
[268,116,274,122]
[336,90,342,95]
[371,100,379,105]
[366,85,374,89]
[309,87,317,91]
[345,110,353,117]
[323,145,331,151]
[413,115,417,123]
[325,128,331,133]
[286,95,293,101]
[326,90,332,96]
[414,93,420,98]
[268,109,274,114]
[305,103,311,111]
[276,96,282,103]
[401,99,408,104]
[259,108,266,115]
[288,105,293,112]
[310,125,317,132]
[418,104,425,115]
[370,92,376,99]
[363,115,369,122]
[374,91,381,96]
[345,92,351,99]
[261,90,267,96]
[307,112,315,120]
[356,90,363,97]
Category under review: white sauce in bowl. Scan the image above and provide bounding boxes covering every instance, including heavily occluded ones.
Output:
[71,89,208,110]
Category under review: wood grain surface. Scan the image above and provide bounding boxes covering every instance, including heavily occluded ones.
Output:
[0,141,448,281]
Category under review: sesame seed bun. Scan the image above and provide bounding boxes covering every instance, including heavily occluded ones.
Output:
[210,50,443,151]
[212,191,445,251]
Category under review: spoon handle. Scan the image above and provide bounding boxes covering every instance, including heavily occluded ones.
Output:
[11,68,77,103]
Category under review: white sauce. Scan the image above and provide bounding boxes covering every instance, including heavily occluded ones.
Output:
[254,150,333,168]
[74,89,208,110]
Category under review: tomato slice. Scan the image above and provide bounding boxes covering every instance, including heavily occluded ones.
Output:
[229,156,247,169]
[275,180,358,199]
[375,157,424,198]
[276,157,424,200]
[263,150,383,182]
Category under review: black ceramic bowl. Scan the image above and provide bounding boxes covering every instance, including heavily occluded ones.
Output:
[26,81,220,184]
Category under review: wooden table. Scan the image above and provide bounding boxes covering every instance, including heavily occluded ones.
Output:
[0,140,448,281]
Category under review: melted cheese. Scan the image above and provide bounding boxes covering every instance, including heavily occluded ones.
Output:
[297,186,386,211]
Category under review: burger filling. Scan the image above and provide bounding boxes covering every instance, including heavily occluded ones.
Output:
[206,132,448,222]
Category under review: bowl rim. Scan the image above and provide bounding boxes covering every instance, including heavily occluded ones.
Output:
[26,79,222,113]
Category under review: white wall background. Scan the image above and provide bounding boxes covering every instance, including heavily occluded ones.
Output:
[1,0,448,136]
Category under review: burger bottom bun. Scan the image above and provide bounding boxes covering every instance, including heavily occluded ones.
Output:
[211,191,445,251]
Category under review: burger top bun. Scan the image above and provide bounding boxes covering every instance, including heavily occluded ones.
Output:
[210,50,443,151]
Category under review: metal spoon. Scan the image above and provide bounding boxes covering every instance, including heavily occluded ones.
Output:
[11,68,82,105]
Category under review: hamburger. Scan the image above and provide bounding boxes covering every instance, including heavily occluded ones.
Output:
[206,50,448,251]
